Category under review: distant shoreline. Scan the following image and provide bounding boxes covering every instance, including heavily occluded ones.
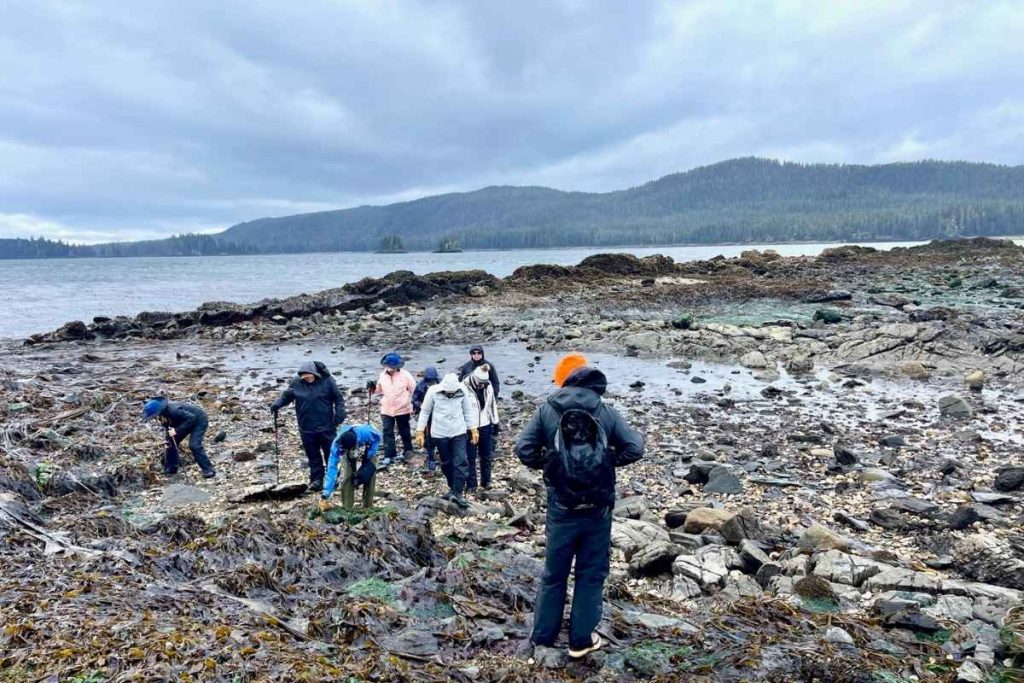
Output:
[4,235,1011,262]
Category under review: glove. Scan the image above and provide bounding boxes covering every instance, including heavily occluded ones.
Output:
[414,430,425,449]
[492,422,502,435]
[469,428,479,445]
[270,404,279,416]
[318,498,332,513]
[365,380,377,391]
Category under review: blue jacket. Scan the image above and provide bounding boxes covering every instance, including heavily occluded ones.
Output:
[323,424,382,498]
[412,377,439,414]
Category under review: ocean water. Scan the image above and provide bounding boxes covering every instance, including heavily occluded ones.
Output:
[0,242,923,339]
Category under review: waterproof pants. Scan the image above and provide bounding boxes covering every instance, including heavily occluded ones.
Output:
[338,453,376,509]
[435,434,469,497]
[168,419,215,474]
[299,429,333,484]
[381,414,413,460]
[466,424,494,490]
[531,504,612,650]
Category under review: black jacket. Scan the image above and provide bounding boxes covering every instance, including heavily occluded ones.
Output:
[272,374,346,434]
[159,401,208,437]
[515,367,644,509]
[458,346,500,398]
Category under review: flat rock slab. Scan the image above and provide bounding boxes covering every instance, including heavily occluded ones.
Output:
[161,484,212,507]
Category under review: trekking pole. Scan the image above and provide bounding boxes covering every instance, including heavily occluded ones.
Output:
[273,413,281,486]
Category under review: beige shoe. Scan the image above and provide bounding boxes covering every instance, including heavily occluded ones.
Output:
[568,632,602,659]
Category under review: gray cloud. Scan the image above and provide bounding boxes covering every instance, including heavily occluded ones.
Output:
[1,0,1022,242]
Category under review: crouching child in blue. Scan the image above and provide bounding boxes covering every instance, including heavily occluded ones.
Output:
[515,357,644,659]
[321,424,382,510]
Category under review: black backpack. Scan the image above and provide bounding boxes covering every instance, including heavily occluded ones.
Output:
[553,406,609,507]
[313,361,332,378]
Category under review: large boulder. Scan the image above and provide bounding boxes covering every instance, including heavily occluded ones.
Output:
[812,550,889,587]
[683,507,735,534]
[938,395,973,419]
[611,518,670,559]
[798,523,849,552]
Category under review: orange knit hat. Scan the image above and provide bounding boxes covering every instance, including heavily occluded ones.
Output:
[553,353,588,387]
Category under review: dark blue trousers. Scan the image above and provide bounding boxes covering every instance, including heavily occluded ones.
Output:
[435,434,469,496]
[531,504,612,650]
[166,419,214,474]
[466,424,494,490]
[300,429,333,483]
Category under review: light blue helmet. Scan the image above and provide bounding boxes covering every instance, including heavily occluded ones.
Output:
[141,397,167,421]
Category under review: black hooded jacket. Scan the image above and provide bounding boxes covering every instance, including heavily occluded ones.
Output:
[515,367,644,509]
[458,345,500,398]
[272,363,346,433]
[159,401,208,437]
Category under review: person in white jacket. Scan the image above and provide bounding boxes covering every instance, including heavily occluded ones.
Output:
[464,365,499,493]
[415,373,479,508]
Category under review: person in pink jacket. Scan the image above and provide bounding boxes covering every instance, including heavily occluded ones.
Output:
[372,351,416,467]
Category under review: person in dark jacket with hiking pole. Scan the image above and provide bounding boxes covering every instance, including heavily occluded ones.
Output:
[270,361,346,493]
[142,396,217,478]
[458,345,500,398]
[516,353,644,661]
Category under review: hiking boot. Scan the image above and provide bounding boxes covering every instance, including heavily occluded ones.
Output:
[307,479,323,493]
[451,494,470,510]
[201,469,217,479]
[568,633,603,659]
[378,457,392,470]
[164,469,178,477]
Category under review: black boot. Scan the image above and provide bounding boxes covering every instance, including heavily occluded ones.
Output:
[308,479,323,493]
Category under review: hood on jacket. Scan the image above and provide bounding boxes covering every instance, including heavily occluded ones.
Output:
[439,373,463,394]
[297,361,322,378]
[423,366,440,382]
[469,365,490,384]
[562,367,607,396]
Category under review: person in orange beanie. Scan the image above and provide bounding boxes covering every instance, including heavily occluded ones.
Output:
[552,352,588,387]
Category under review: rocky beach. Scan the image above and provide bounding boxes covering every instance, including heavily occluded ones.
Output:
[2,238,1024,682]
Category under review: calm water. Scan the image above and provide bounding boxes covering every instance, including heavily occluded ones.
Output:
[0,242,923,339]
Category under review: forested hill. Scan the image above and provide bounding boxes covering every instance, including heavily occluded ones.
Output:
[4,158,1024,258]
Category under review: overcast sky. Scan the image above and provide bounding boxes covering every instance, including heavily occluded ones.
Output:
[2,0,1022,243]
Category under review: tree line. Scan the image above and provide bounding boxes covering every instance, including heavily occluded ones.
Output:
[4,158,1023,258]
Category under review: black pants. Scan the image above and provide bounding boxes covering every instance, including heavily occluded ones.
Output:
[168,419,214,474]
[466,424,494,490]
[300,429,333,483]
[435,433,469,496]
[381,414,413,460]
[531,504,612,650]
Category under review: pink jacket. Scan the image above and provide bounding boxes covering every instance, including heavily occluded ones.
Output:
[375,369,416,416]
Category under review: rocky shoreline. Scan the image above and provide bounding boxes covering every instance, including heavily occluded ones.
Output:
[2,238,1023,682]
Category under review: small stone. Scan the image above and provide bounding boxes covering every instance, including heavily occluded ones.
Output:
[833,444,859,466]
[964,370,985,392]
[814,308,843,324]
[231,450,257,463]
[879,434,907,448]
[720,511,766,544]
[682,508,734,534]
[798,523,848,552]
[900,361,930,380]
[824,627,855,647]
[740,350,769,369]
[994,467,1024,492]
[833,511,870,533]
[703,467,744,495]
[6,402,31,414]
[884,609,941,633]
[938,395,973,419]
[213,430,227,443]
[531,645,564,669]
[949,505,982,530]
